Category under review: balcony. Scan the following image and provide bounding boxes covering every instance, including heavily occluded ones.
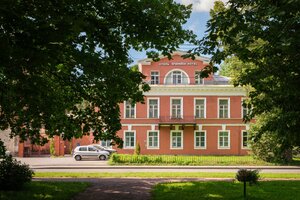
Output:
[159,116,196,129]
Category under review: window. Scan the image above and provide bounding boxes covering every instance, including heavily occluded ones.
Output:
[218,131,230,149]
[101,140,111,147]
[147,131,159,149]
[195,98,205,118]
[218,99,230,118]
[171,131,183,149]
[124,131,135,149]
[171,98,182,118]
[165,70,189,85]
[242,99,251,119]
[242,131,249,149]
[195,71,204,85]
[79,147,87,151]
[151,71,159,84]
[148,98,159,118]
[172,71,182,84]
[88,146,96,151]
[194,131,206,149]
[125,100,135,118]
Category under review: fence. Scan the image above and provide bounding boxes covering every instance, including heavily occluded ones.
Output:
[110,154,270,166]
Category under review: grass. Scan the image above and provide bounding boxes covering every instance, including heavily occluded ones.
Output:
[0,181,90,200]
[152,181,300,200]
[110,154,276,166]
[34,172,300,179]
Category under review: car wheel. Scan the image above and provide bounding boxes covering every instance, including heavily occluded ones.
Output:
[99,155,106,160]
[75,155,82,161]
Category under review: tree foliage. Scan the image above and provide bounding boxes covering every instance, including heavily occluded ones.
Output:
[0,139,5,158]
[0,0,196,147]
[195,0,300,161]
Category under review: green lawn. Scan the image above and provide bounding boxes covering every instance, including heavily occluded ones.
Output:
[34,172,300,179]
[152,181,300,200]
[0,181,90,200]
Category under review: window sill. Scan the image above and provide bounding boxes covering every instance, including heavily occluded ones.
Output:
[218,147,230,149]
[194,147,207,150]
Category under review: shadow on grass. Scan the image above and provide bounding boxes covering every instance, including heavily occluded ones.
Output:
[152,181,300,200]
[0,181,90,200]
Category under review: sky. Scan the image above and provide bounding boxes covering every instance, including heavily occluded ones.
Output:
[129,0,227,65]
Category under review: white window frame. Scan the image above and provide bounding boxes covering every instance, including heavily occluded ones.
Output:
[150,71,160,84]
[124,131,136,149]
[164,69,190,85]
[218,130,230,149]
[170,97,183,119]
[147,130,160,149]
[194,98,206,118]
[241,98,250,119]
[170,130,183,149]
[124,100,136,118]
[195,71,204,85]
[194,130,206,149]
[100,140,112,148]
[241,130,250,149]
[218,98,230,118]
[147,98,160,118]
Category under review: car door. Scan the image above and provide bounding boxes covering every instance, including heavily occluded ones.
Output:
[78,146,88,159]
[88,146,98,159]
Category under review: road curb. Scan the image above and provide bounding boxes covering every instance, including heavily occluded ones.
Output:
[30,165,300,170]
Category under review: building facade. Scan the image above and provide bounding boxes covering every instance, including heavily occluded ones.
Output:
[116,51,250,155]
[16,51,251,157]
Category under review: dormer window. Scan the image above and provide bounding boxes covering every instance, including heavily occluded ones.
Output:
[164,70,189,85]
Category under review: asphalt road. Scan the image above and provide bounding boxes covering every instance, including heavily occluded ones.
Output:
[16,156,300,173]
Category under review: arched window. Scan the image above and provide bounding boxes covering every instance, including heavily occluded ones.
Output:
[164,70,189,85]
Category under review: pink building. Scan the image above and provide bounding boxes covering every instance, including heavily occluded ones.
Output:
[116,51,250,155]
[17,51,251,157]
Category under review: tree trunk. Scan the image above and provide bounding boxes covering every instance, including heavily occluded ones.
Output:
[282,148,293,163]
[244,181,246,198]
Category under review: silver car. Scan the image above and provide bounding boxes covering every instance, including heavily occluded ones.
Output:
[92,144,117,154]
[72,145,110,161]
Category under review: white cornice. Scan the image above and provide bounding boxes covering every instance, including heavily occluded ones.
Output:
[144,85,246,96]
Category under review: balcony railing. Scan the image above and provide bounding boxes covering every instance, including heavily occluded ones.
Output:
[159,116,196,124]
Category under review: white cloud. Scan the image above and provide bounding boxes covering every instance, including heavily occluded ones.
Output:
[177,0,228,12]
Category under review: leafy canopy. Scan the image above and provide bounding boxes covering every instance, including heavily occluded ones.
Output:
[194,0,300,161]
[0,0,196,147]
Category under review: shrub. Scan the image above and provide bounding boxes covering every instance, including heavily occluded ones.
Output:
[236,169,260,198]
[0,155,34,190]
[134,143,141,155]
[49,138,56,157]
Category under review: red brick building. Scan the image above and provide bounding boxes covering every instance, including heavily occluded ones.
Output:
[117,51,250,155]
[17,51,250,156]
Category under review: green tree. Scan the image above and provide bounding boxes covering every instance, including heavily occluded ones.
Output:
[0,139,6,158]
[0,0,196,147]
[194,0,300,162]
